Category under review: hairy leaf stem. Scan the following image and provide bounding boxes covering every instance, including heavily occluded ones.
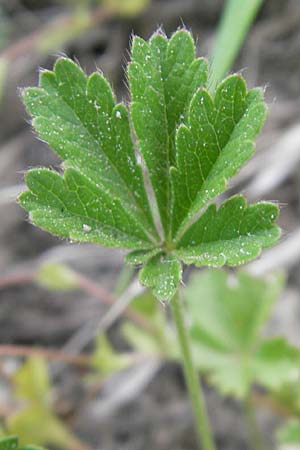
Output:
[170,290,216,450]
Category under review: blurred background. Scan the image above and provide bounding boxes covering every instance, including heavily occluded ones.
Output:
[0,1,300,449]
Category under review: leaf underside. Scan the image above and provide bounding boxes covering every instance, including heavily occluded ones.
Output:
[20,28,280,301]
[185,270,300,398]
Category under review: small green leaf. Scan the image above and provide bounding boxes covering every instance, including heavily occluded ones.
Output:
[102,0,150,16]
[9,358,74,449]
[90,335,131,375]
[7,407,72,449]
[185,270,294,398]
[13,357,50,405]
[139,252,182,302]
[35,262,78,291]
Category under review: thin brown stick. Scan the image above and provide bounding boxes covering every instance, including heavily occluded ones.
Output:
[0,344,90,367]
[0,270,34,289]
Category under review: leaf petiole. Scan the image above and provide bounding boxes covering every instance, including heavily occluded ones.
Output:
[170,290,216,450]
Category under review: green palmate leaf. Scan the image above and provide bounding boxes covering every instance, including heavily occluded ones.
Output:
[20,29,280,301]
[185,270,300,398]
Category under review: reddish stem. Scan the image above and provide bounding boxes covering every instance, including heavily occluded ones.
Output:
[0,268,153,332]
[0,344,90,367]
[76,273,155,333]
[0,270,34,288]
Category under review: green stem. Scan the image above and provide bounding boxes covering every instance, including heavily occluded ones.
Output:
[170,291,216,450]
[244,393,266,450]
